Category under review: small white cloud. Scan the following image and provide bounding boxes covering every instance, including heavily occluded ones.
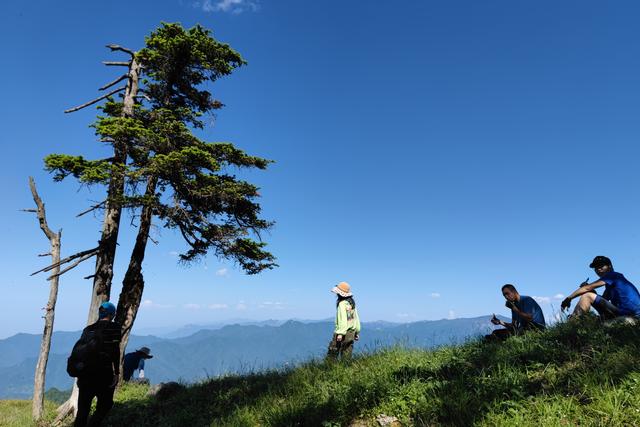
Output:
[140,300,174,309]
[430,292,441,299]
[236,303,247,311]
[168,251,179,257]
[184,303,202,310]
[199,0,259,14]
[448,310,456,320]
[259,301,285,309]
[208,303,228,310]
[553,294,565,300]
[533,296,551,305]
[216,268,229,277]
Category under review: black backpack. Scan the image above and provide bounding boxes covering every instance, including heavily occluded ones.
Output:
[66,328,104,377]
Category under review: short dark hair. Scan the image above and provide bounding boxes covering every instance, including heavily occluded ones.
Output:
[501,284,517,292]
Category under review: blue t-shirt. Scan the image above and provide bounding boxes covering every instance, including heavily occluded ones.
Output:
[512,295,546,330]
[600,271,640,316]
[123,352,146,381]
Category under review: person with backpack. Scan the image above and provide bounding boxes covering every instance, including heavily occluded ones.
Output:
[327,282,361,360]
[71,301,121,427]
[561,256,640,320]
[123,346,153,382]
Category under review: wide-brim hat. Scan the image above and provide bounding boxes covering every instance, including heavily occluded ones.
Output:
[136,347,153,359]
[331,281,352,297]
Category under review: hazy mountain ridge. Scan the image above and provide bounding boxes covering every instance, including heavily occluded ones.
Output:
[0,316,502,399]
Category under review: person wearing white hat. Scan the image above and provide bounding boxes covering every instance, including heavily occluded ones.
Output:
[327,282,361,360]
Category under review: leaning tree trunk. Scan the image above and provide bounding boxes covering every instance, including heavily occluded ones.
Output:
[115,176,157,374]
[28,177,62,422]
[54,51,141,426]
[86,55,141,325]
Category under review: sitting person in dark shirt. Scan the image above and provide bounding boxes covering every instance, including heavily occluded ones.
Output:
[487,284,546,341]
[123,346,153,382]
[561,256,640,320]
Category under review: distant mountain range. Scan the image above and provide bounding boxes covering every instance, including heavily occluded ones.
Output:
[0,316,503,399]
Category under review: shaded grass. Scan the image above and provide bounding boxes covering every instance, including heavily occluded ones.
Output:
[6,316,640,426]
[101,317,640,426]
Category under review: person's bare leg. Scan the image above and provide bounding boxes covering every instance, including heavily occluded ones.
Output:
[573,293,597,316]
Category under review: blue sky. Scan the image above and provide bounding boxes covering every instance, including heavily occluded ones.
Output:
[2,0,640,338]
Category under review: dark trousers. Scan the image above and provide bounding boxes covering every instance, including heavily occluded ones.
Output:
[74,377,115,427]
[327,330,356,360]
[485,322,544,342]
[485,328,513,341]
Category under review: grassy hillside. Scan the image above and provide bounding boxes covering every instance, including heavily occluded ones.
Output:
[0,317,497,398]
[6,316,640,426]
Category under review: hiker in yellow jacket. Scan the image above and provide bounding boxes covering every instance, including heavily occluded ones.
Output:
[327,282,361,360]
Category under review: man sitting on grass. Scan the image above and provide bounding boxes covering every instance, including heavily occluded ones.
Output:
[487,284,546,340]
[561,256,640,321]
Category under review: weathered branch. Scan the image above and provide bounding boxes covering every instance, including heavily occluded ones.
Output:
[47,252,97,280]
[106,44,135,56]
[38,253,51,257]
[99,74,128,91]
[64,86,126,113]
[31,247,99,276]
[103,61,131,66]
[29,177,57,241]
[76,201,106,218]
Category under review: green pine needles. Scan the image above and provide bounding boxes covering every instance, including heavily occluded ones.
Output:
[45,22,276,273]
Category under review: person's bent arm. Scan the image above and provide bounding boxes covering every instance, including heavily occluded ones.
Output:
[513,308,533,322]
[562,280,605,309]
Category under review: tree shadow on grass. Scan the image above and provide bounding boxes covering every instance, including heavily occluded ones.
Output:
[104,370,296,427]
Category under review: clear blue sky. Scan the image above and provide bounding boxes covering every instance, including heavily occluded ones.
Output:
[2,0,640,338]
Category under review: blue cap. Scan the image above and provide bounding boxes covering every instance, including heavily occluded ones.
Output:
[98,302,116,318]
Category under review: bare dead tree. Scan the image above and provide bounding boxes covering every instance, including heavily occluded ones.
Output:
[26,177,62,422]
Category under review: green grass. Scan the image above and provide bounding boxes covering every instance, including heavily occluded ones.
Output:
[6,316,640,426]
[0,400,57,427]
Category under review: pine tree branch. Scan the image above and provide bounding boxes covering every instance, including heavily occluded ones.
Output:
[47,252,97,280]
[99,74,128,91]
[31,247,99,276]
[103,61,131,66]
[106,44,135,56]
[76,201,106,218]
[64,86,126,113]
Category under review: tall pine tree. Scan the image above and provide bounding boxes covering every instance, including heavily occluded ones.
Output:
[45,23,276,372]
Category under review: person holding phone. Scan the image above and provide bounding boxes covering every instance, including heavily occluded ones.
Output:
[486,284,546,341]
[561,256,640,320]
